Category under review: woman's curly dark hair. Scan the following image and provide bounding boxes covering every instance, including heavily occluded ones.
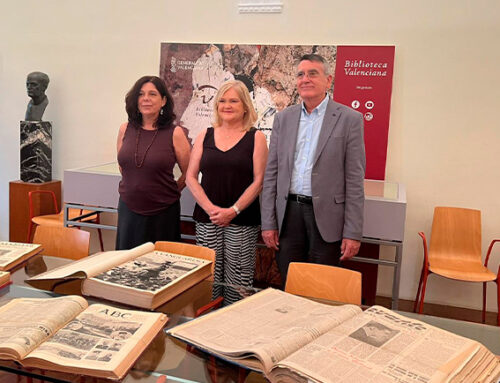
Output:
[125,76,176,129]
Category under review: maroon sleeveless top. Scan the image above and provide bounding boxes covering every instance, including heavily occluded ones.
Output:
[193,128,261,226]
[118,124,180,215]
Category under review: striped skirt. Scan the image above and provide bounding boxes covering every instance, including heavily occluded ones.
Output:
[195,223,260,305]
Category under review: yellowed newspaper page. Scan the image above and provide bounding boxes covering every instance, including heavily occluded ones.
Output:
[26,303,167,376]
[169,288,361,373]
[0,296,88,360]
[27,242,155,281]
[273,305,499,383]
[0,242,41,268]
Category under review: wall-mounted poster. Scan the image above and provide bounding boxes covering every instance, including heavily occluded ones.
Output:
[160,43,394,180]
[334,46,395,180]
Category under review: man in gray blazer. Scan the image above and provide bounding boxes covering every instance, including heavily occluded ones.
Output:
[261,54,366,284]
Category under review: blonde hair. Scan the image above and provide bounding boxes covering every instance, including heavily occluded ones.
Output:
[212,80,258,131]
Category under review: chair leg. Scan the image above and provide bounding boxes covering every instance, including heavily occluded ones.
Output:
[482,282,487,323]
[496,279,500,327]
[414,264,425,313]
[238,367,249,383]
[97,229,104,252]
[208,355,217,383]
[96,214,104,252]
[418,269,430,314]
[27,222,35,243]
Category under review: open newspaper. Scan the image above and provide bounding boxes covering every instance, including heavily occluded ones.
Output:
[0,241,42,271]
[26,242,213,309]
[0,271,10,288]
[168,288,500,383]
[0,296,166,379]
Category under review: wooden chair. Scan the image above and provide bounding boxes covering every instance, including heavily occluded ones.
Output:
[33,225,90,260]
[27,190,104,251]
[155,241,216,279]
[414,207,500,326]
[285,262,362,305]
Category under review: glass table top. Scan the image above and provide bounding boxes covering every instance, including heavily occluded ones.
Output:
[69,162,121,175]
[67,162,182,179]
[0,255,498,383]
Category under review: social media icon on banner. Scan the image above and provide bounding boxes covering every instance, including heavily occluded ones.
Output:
[351,100,360,109]
[364,112,373,121]
[365,101,374,109]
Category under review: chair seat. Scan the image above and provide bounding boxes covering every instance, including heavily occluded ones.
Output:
[429,259,497,282]
[32,209,97,226]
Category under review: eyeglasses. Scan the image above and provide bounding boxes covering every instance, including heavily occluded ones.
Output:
[296,70,321,80]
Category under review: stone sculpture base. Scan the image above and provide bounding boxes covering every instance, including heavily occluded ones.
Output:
[20,121,52,183]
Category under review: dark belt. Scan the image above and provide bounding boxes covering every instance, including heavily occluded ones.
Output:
[288,194,313,205]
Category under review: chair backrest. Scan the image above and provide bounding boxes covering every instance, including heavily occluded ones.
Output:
[285,262,362,305]
[154,241,216,277]
[430,207,482,262]
[28,190,60,217]
[33,226,90,260]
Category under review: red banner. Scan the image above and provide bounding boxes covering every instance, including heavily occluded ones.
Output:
[333,46,395,180]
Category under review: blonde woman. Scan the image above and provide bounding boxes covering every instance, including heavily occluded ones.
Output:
[186,80,268,303]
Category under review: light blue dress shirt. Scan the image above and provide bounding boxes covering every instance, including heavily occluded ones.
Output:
[289,94,329,196]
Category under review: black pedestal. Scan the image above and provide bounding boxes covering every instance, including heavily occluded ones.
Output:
[20,121,52,183]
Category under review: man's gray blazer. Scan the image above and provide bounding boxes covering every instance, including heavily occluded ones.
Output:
[261,98,366,242]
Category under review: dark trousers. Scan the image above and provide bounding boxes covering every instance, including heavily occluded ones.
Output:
[115,198,180,250]
[276,200,341,287]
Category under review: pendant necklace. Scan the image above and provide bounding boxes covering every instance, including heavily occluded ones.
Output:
[135,127,159,168]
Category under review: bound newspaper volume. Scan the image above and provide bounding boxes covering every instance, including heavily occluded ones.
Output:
[0,296,167,379]
[27,242,213,309]
[168,288,500,383]
[0,271,10,288]
[0,242,42,271]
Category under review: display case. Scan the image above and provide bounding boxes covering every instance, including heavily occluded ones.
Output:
[64,162,121,209]
[363,179,407,242]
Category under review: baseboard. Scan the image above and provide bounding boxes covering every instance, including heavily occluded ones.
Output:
[375,296,498,326]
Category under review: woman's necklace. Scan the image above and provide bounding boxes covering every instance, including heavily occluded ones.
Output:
[135,127,159,168]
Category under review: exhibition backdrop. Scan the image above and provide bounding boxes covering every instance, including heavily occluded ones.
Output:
[160,43,395,180]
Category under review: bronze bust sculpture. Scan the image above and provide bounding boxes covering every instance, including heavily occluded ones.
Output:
[25,72,50,121]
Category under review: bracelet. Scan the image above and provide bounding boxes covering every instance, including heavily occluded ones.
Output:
[232,205,241,215]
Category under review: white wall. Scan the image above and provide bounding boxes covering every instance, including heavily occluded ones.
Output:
[1,0,499,312]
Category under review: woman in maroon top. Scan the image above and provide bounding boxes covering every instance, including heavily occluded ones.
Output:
[116,76,190,250]
[186,80,268,303]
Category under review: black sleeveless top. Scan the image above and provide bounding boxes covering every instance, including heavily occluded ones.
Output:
[193,128,261,226]
[118,124,180,215]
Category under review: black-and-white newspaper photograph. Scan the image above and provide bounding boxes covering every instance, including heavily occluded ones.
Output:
[92,251,209,292]
[349,320,399,347]
[32,305,147,364]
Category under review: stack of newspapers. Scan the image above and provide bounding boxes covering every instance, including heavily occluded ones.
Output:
[169,288,500,383]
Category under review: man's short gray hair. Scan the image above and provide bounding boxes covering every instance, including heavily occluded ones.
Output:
[298,54,331,75]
